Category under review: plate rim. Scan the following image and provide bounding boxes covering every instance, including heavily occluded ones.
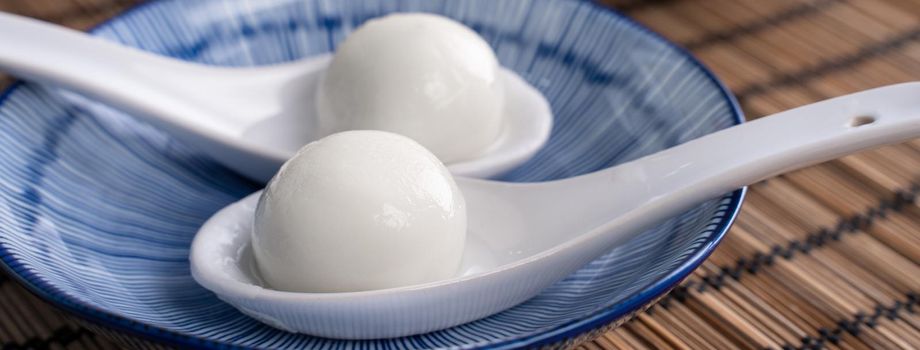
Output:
[0,0,747,348]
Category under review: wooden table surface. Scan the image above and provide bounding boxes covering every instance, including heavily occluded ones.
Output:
[1,0,920,349]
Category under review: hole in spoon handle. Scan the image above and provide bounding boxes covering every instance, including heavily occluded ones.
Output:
[848,115,876,128]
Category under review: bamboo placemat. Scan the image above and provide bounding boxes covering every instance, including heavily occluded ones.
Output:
[1,0,919,349]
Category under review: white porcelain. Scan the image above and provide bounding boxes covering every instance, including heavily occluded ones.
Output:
[0,12,551,182]
[191,83,920,339]
[317,13,505,163]
[253,131,467,293]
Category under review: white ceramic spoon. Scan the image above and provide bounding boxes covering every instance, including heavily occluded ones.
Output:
[191,83,920,339]
[0,12,552,182]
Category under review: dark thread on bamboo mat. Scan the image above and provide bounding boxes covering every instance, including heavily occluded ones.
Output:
[653,187,919,349]
[658,289,919,350]
[1,325,93,350]
[735,27,920,101]
[663,183,918,304]
[787,292,920,349]
[683,0,844,50]
[608,0,677,13]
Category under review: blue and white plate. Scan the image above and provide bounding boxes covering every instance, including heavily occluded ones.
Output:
[0,0,743,348]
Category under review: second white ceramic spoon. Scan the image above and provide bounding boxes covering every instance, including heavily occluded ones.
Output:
[0,12,552,182]
[192,82,920,339]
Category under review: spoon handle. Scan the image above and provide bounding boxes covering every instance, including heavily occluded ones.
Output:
[564,82,920,242]
[634,82,919,199]
[0,12,227,131]
[1,12,168,92]
[497,82,920,284]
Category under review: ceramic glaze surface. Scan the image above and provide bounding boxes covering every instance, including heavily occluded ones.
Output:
[253,130,466,293]
[0,0,742,348]
[317,13,504,163]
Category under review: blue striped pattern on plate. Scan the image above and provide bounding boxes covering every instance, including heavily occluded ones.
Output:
[0,0,743,348]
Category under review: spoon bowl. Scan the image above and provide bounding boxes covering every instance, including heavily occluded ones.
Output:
[0,12,552,181]
[192,82,920,339]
